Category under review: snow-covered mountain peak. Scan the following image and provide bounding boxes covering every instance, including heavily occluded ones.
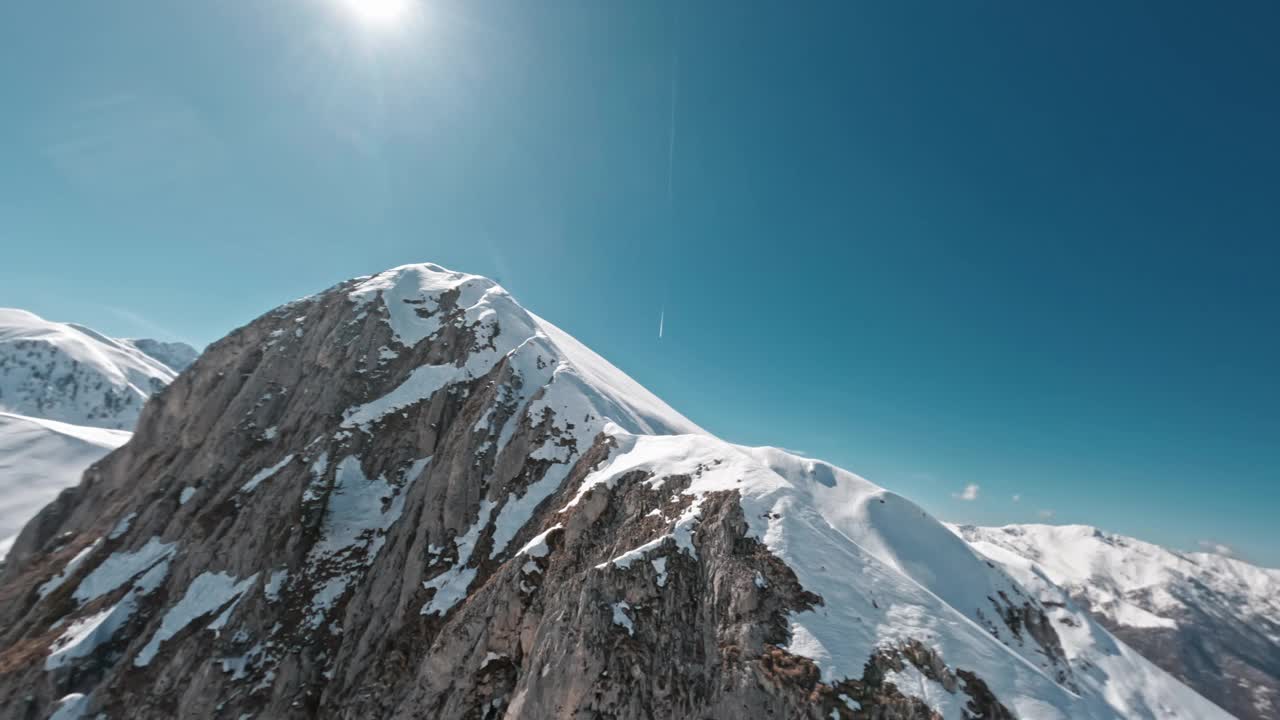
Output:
[0,265,1238,720]
[344,262,702,438]
[348,263,506,347]
[0,308,179,429]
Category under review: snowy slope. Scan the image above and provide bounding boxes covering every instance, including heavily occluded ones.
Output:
[0,412,129,559]
[341,265,1227,718]
[572,431,1232,719]
[956,523,1280,719]
[0,309,179,429]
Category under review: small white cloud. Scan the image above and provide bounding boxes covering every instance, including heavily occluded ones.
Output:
[952,483,980,501]
[1011,494,1022,503]
[1198,540,1236,558]
[1037,509,1056,520]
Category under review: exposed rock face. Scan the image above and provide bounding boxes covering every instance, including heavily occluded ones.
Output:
[0,265,1235,720]
[958,523,1280,720]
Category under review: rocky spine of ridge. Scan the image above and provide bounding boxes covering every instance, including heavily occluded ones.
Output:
[0,269,1014,720]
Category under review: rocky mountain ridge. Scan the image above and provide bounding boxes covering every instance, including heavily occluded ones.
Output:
[0,265,1236,719]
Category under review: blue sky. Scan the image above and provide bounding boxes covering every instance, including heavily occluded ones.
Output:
[2,1,1277,565]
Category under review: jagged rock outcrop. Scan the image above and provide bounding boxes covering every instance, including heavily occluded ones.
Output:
[0,265,1235,719]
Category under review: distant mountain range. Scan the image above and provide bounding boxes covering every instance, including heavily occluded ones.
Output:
[120,338,198,374]
[0,308,193,557]
[956,523,1280,720]
[0,272,1268,719]
[0,308,194,430]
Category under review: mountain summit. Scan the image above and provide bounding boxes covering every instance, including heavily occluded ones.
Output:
[0,264,1233,719]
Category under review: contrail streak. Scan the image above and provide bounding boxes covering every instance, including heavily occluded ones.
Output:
[658,307,665,339]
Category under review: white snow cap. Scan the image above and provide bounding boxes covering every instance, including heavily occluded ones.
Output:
[344,262,702,438]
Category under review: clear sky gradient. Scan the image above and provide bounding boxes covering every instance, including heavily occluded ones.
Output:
[2,1,1276,564]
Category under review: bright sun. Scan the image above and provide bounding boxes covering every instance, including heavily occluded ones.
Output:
[345,0,412,27]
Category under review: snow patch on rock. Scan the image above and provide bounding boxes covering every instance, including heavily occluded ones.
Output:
[610,601,634,636]
[134,570,258,666]
[38,539,103,599]
[73,537,176,604]
[422,500,495,616]
[302,456,423,628]
[241,454,295,493]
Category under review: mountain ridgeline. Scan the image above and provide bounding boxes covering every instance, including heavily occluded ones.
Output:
[0,265,1242,719]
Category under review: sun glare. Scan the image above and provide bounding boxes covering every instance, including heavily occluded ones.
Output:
[345,0,412,27]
